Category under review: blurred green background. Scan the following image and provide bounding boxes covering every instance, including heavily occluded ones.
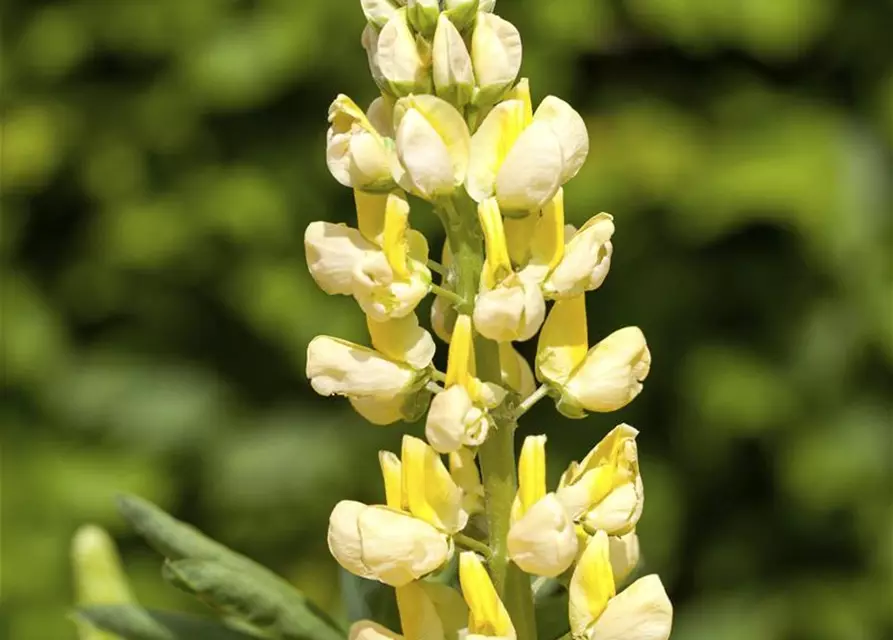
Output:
[2,0,891,638]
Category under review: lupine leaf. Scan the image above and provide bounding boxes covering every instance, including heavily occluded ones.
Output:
[534,592,570,640]
[75,605,262,640]
[117,495,345,640]
[339,569,401,633]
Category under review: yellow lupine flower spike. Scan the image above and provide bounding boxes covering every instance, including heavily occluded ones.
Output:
[536,295,588,385]
[378,451,403,510]
[478,198,513,288]
[382,191,412,279]
[459,552,516,640]
[402,435,469,534]
[569,531,616,638]
[517,435,547,518]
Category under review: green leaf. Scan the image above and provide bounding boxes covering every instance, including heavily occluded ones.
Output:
[534,591,570,640]
[339,570,400,633]
[75,605,261,640]
[117,495,345,640]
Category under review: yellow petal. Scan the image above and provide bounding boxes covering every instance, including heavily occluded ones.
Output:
[498,342,536,397]
[517,435,547,518]
[383,191,411,278]
[354,190,389,245]
[350,395,410,426]
[465,99,527,203]
[402,435,468,533]
[478,198,513,286]
[530,188,565,271]
[459,552,516,639]
[445,314,476,390]
[396,582,442,640]
[379,451,404,510]
[367,313,436,369]
[569,531,615,637]
[450,447,484,515]
[536,295,588,385]
[506,78,533,125]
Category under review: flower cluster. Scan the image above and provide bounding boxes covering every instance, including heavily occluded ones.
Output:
[305,2,672,639]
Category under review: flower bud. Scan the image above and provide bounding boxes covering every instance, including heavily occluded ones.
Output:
[407,0,440,37]
[470,13,522,105]
[508,493,578,577]
[467,96,589,214]
[432,14,475,108]
[543,213,614,299]
[569,532,672,640]
[328,501,451,587]
[377,9,431,97]
[426,384,489,454]
[394,95,471,199]
[443,0,480,31]
[361,0,400,28]
[556,424,644,536]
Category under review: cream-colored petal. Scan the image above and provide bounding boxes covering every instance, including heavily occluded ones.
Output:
[367,313,436,369]
[507,493,578,578]
[533,96,589,184]
[608,532,640,586]
[360,0,399,28]
[465,100,527,203]
[350,394,410,426]
[471,13,522,102]
[357,506,451,587]
[367,96,396,137]
[583,479,643,536]
[304,221,373,295]
[377,10,428,95]
[328,500,374,579]
[396,108,456,199]
[590,575,672,640]
[544,213,614,299]
[396,95,471,189]
[432,13,474,107]
[495,120,564,213]
[326,130,354,187]
[348,130,395,189]
[473,277,545,343]
[426,385,475,454]
[306,336,415,398]
[565,327,651,413]
[349,620,402,640]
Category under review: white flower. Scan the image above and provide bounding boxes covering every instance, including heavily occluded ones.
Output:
[328,501,451,587]
[326,95,396,191]
[466,95,589,214]
[543,213,614,299]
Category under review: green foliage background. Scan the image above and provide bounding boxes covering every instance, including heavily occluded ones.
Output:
[2,0,891,638]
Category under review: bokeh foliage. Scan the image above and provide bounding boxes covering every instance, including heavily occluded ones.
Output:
[2,0,891,639]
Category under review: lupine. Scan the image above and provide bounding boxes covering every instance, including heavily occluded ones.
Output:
[307,3,672,639]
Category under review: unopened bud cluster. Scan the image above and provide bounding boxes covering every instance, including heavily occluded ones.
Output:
[306,2,672,639]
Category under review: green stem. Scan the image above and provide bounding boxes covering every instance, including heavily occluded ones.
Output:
[454,533,492,559]
[431,284,466,307]
[441,192,537,640]
[515,385,549,419]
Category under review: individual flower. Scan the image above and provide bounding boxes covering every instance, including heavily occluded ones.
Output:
[329,435,470,586]
[556,424,644,536]
[393,95,471,200]
[466,87,589,214]
[326,95,397,191]
[536,295,650,417]
[470,12,522,105]
[459,551,517,640]
[426,315,505,453]
[304,190,432,320]
[432,13,475,108]
[363,9,431,97]
[507,435,577,577]
[569,531,672,640]
[473,198,545,342]
[306,313,434,425]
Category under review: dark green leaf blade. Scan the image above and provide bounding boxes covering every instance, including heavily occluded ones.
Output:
[75,605,262,640]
